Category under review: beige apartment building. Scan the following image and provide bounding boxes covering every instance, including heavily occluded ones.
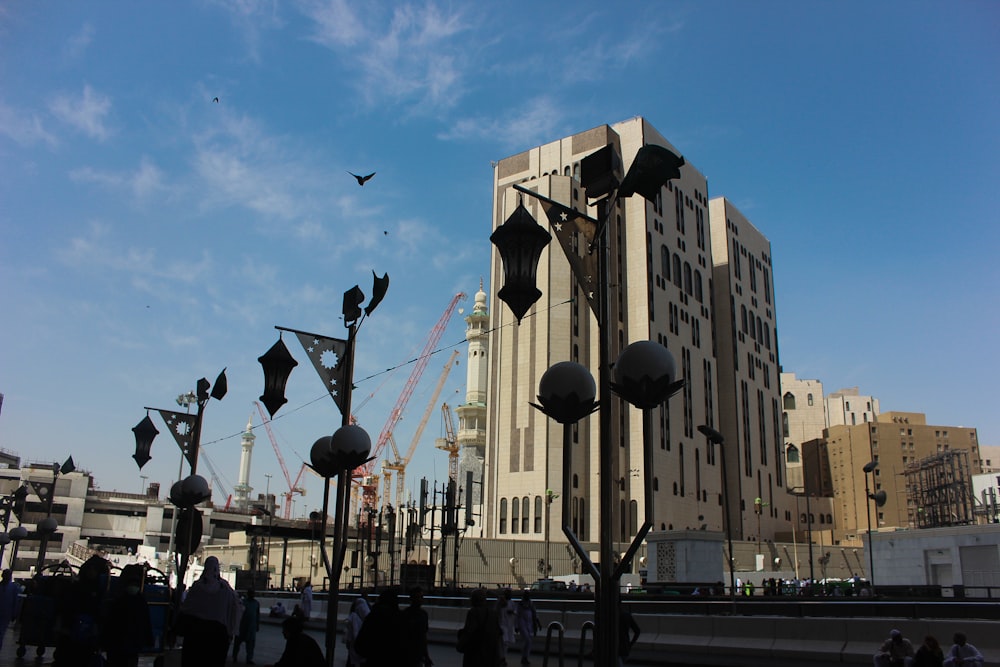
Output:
[484,118,790,562]
[826,411,981,543]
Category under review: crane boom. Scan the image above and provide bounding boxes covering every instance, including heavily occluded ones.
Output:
[381,350,460,510]
[436,403,459,482]
[360,293,466,509]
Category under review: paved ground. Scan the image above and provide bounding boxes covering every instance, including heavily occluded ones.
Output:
[0,623,528,667]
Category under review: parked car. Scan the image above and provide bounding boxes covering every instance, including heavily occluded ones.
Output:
[530,578,567,591]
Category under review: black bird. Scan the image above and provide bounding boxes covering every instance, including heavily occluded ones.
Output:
[349,171,375,186]
[213,97,220,103]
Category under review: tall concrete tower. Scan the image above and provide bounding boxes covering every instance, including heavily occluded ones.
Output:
[233,413,254,511]
[457,279,489,510]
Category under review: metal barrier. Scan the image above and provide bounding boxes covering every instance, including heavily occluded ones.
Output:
[542,621,564,667]
[577,620,595,667]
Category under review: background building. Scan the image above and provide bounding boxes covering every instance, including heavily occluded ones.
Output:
[826,411,981,543]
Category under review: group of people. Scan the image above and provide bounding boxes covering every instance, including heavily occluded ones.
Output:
[340,586,433,667]
[875,628,985,667]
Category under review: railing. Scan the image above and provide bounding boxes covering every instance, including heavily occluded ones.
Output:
[542,621,565,667]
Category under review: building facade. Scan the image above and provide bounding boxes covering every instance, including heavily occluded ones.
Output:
[484,118,790,561]
[826,411,981,543]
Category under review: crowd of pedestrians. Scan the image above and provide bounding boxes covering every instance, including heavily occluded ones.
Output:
[874,629,985,667]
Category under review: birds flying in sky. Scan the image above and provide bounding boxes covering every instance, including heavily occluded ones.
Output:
[213,97,220,103]
[349,171,376,186]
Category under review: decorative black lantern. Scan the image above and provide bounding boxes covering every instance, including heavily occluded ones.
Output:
[258,338,299,418]
[210,368,228,401]
[530,361,599,424]
[611,341,685,409]
[490,202,551,324]
[132,415,158,469]
[618,144,685,201]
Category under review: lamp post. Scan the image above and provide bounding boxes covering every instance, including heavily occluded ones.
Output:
[543,488,557,579]
[34,457,74,574]
[259,273,386,667]
[265,473,273,586]
[494,140,684,665]
[697,425,736,605]
[133,370,226,604]
[862,460,886,594]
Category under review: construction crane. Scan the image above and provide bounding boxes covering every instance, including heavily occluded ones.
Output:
[436,403,459,483]
[358,292,466,511]
[253,401,307,519]
[381,350,460,511]
[200,451,234,510]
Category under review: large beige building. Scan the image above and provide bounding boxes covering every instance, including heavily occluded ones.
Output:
[483,118,789,562]
[826,411,982,543]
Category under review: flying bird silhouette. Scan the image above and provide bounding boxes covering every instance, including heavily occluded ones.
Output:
[213,97,220,103]
[349,171,376,186]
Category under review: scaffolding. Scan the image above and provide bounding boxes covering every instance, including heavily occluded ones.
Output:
[905,449,975,528]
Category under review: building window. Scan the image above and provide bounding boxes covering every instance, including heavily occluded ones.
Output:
[511,499,519,534]
[522,496,530,534]
[786,444,800,463]
[534,496,542,533]
[499,498,507,534]
[807,393,814,406]
[783,392,796,410]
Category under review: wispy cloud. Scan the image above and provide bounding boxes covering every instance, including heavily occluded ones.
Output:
[210,0,284,62]
[49,84,113,141]
[70,156,166,200]
[56,221,214,286]
[438,96,567,150]
[64,22,95,60]
[0,101,58,147]
[301,1,473,112]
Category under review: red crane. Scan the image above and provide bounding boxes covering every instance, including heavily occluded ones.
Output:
[254,400,307,519]
[358,292,466,510]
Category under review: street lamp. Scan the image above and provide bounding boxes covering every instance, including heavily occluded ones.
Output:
[496,140,684,666]
[862,460,887,594]
[34,457,75,574]
[259,273,386,667]
[133,370,226,610]
[697,425,736,605]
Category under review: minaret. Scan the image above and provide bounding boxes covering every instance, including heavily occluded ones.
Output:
[233,413,254,511]
[457,279,489,506]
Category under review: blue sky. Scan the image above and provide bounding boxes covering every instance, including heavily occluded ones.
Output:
[1,1,997,514]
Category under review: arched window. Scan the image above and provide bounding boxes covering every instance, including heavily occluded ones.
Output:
[741,305,749,334]
[807,393,814,406]
[786,444,800,463]
[572,497,578,534]
[782,412,790,437]
[661,246,670,281]
[534,496,542,533]
[629,500,638,535]
[764,323,771,349]
[578,498,586,540]
[800,513,807,524]
[826,514,833,523]
[673,255,682,287]
[522,496,530,533]
[683,262,693,296]
[694,270,703,302]
[511,499,519,534]
[756,316,763,343]
[573,474,579,489]
[783,392,796,410]
[499,498,508,534]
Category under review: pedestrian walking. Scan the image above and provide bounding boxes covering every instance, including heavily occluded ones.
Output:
[354,587,406,667]
[456,588,501,667]
[943,632,984,667]
[401,586,432,666]
[343,596,370,667]
[232,588,261,664]
[294,580,313,620]
[178,556,243,667]
[0,569,23,651]
[497,588,516,665]
[514,590,542,665]
[101,564,153,667]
